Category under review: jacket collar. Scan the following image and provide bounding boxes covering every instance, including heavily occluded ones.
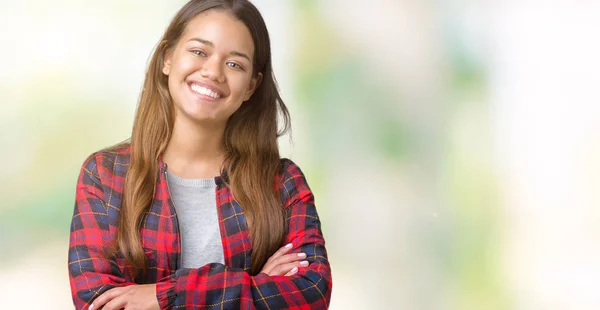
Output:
[157,154,229,186]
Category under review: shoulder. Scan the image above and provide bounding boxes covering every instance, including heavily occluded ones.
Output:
[278,158,307,180]
[277,158,313,208]
[79,143,132,183]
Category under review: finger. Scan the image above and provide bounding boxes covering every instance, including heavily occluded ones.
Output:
[272,260,310,276]
[268,243,294,262]
[284,267,298,276]
[101,293,128,310]
[262,253,306,275]
[261,243,294,274]
[280,252,307,263]
[90,287,126,310]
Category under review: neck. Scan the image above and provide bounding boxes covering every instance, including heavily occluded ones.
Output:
[162,117,226,179]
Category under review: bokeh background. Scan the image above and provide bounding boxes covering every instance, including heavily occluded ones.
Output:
[1,0,599,309]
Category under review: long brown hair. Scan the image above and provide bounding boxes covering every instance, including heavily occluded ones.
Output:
[114,0,290,276]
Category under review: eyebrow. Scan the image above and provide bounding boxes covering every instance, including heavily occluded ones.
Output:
[188,37,251,62]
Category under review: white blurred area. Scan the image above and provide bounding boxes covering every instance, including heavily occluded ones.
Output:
[490,3,600,309]
[1,0,600,309]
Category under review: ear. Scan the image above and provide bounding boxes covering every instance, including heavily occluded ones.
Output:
[162,49,173,75]
[244,72,263,101]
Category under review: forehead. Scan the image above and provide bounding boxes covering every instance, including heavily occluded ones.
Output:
[181,9,255,56]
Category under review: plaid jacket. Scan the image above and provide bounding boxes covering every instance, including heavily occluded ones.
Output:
[68,146,332,309]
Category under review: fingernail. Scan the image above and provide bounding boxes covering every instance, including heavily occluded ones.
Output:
[89,304,94,310]
[298,253,306,258]
[290,267,298,274]
[300,260,309,266]
[285,243,293,249]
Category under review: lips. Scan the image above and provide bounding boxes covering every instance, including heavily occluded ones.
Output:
[188,82,225,100]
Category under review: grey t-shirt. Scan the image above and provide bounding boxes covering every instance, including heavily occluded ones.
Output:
[166,171,225,268]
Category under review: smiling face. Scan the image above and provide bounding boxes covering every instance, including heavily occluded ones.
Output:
[162,9,262,125]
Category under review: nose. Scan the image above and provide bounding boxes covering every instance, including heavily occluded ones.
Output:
[200,56,225,83]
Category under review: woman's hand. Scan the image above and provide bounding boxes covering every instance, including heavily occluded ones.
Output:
[89,284,159,310]
[260,243,310,276]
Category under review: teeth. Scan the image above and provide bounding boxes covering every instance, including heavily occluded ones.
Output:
[190,84,220,99]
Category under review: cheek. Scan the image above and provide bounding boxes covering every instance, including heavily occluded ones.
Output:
[171,54,199,77]
[228,76,252,98]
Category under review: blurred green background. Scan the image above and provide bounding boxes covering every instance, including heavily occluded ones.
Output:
[1,1,599,309]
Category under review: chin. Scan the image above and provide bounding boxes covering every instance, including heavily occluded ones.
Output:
[185,111,221,124]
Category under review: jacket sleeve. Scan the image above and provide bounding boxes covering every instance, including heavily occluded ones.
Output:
[155,159,333,309]
[68,154,133,309]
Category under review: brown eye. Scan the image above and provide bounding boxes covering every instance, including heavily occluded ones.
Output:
[226,62,243,70]
[192,50,207,57]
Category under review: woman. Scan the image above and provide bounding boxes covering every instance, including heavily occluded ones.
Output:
[67,1,332,309]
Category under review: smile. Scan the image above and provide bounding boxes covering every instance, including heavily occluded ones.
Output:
[189,83,223,99]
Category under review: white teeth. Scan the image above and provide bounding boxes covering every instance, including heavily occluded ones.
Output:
[190,84,220,99]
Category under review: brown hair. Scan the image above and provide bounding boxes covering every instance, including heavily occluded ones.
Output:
[114,0,290,277]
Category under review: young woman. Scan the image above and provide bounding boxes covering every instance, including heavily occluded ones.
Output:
[67,1,332,309]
